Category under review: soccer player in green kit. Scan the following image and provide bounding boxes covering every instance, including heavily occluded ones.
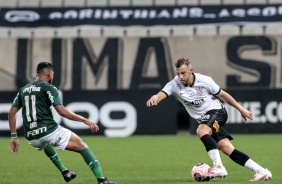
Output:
[8,62,117,184]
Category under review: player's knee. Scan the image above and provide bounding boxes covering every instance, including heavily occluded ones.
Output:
[218,142,234,155]
[81,141,90,149]
[83,142,88,148]
[72,141,88,152]
[196,125,212,137]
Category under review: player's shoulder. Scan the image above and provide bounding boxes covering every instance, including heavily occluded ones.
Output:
[170,76,182,86]
[194,73,211,79]
[194,73,213,83]
[165,76,184,91]
[34,80,58,90]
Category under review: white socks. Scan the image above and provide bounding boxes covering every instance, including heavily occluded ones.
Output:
[208,149,224,168]
[244,159,265,173]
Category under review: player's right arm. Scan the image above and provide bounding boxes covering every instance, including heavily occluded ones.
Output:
[146,91,167,107]
[8,107,20,155]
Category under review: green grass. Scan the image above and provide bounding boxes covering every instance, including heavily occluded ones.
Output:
[1,133,281,184]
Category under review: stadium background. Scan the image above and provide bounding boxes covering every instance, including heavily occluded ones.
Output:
[0,0,282,137]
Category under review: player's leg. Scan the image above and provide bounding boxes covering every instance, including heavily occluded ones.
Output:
[38,127,77,182]
[43,144,76,182]
[44,144,67,171]
[197,124,225,169]
[197,109,228,178]
[66,132,104,178]
[28,135,76,182]
[66,132,117,184]
[197,125,227,178]
[218,138,272,181]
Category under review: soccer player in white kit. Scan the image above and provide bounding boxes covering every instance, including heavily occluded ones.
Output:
[146,58,272,181]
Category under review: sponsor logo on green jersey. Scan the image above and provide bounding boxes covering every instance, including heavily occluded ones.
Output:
[27,126,47,138]
[23,85,41,93]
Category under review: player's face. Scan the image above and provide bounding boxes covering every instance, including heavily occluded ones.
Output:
[176,64,192,86]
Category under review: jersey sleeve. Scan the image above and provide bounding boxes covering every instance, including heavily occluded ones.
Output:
[162,81,174,96]
[46,85,62,106]
[12,92,22,109]
[205,77,220,95]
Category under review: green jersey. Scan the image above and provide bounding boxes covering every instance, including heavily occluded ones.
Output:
[12,80,62,140]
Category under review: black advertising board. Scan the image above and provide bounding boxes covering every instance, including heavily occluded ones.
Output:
[1,89,282,137]
[0,90,177,137]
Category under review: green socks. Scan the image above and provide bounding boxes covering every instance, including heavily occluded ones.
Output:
[44,145,104,179]
[81,148,104,179]
[44,144,66,172]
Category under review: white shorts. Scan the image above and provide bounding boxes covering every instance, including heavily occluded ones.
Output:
[28,125,72,151]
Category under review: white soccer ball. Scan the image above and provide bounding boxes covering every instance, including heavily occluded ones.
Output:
[191,162,211,182]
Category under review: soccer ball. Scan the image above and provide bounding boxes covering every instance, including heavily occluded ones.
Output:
[191,163,211,182]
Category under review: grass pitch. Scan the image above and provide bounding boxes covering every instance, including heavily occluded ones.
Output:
[1,133,281,184]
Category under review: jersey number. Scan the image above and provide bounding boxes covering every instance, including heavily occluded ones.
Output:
[24,95,37,122]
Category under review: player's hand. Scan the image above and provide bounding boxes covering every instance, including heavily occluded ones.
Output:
[10,138,19,155]
[240,108,253,122]
[146,95,159,106]
[85,119,99,133]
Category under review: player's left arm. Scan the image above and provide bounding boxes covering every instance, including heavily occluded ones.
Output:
[8,106,20,155]
[48,85,99,132]
[54,105,99,133]
[217,89,253,121]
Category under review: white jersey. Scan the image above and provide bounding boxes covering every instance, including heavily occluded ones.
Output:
[162,73,223,121]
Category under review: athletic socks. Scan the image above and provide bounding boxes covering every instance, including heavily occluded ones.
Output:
[229,149,250,166]
[207,149,224,168]
[199,136,265,173]
[44,144,67,171]
[200,134,224,168]
[44,145,105,179]
[81,148,104,179]
[229,149,264,173]
[230,149,264,173]
[200,134,218,151]
[244,159,265,173]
